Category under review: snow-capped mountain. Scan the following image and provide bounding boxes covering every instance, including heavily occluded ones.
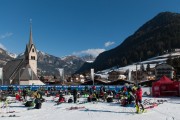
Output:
[77,12,180,73]
[0,46,96,76]
[16,50,86,76]
[0,48,86,76]
[0,48,15,66]
[7,51,17,58]
[81,55,96,63]
[61,54,96,63]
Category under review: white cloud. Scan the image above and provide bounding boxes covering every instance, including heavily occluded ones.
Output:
[104,41,115,47]
[0,43,6,50]
[73,48,106,57]
[0,32,13,40]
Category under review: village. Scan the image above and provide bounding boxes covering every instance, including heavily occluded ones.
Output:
[0,22,180,97]
[1,1,180,119]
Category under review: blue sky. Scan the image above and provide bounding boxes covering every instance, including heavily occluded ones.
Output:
[0,0,180,57]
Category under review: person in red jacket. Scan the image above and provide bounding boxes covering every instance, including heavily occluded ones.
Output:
[135,85,144,113]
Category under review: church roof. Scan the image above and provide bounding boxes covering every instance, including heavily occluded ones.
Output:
[26,22,37,54]
[12,65,39,84]
[3,59,24,81]
[3,59,39,84]
[29,23,33,46]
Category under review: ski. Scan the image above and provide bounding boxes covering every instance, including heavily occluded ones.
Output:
[144,104,158,110]
[1,114,20,117]
[66,106,85,110]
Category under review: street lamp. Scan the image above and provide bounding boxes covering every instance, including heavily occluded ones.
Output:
[19,67,26,85]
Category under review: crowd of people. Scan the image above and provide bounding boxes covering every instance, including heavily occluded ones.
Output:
[0,84,145,113]
[47,84,145,113]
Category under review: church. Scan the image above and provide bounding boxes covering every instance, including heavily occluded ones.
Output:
[3,24,45,85]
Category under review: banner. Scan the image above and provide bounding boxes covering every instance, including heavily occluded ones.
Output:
[0,68,3,85]
[58,68,64,77]
[28,68,32,79]
[91,68,94,85]
[57,68,64,82]
[0,68,2,79]
[91,68,94,80]
[0,85,123,91]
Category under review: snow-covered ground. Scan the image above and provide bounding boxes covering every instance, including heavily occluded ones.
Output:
[0,96,180,120]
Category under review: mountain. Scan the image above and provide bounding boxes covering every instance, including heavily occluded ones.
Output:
[38,53,96,76]
[16,51,85,76]
[0,48,15,67]
[80,55,96,63]
[77,12,180,73]
[0,47,95,76]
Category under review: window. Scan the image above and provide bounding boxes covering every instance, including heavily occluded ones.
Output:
[32,49,34,52]
[31,56,35,60]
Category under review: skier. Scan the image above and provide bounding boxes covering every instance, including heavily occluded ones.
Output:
[33,91,42,109]
[135,85,145,113]
[22,88,28,101]
[58,94,65,103]
[127,85,135,105]
[73,88,78,103]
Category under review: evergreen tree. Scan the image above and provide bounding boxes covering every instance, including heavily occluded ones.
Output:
[140,64,145,71]
[146,64,151,71]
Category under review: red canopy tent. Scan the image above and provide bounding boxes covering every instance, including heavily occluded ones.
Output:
[156,75,173,84]
[152,75,180,97]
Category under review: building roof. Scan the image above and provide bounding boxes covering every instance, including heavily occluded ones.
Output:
[25,22,37,54]
[18,64,39,81]
[29,22,33,47]
[3,58,39,84]
[155,63,174,69]
[3,59,24,81]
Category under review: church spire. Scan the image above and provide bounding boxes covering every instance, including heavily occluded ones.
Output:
[29,19,33,46]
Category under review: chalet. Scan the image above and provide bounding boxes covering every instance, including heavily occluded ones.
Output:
[155,63,174,80]
[131,70,149,83]
[108,70,126,81]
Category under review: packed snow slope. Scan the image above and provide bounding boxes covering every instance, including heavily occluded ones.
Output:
[0,96,180,120]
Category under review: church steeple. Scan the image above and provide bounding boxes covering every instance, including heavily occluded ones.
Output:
[29,19,33,47]
[24,19,37,76]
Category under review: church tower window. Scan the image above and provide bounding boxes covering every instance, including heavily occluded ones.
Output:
[31,56,35,60]
[32,49,35,52]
